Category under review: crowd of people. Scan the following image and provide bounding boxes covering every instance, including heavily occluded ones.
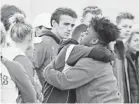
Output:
[0,4,139,103]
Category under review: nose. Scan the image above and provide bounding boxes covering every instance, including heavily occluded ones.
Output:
[126,28,130,33]
[126,27,131,33]
[67,25,72,32]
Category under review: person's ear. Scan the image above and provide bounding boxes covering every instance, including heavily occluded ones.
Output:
[90,38,99,45]
[52,20,58,28]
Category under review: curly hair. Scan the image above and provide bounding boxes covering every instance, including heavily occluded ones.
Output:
[90,17,120,45]
[50,7,77,27]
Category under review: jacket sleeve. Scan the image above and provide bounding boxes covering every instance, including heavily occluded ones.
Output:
[4,60,37,103]
[67,45,114,66]
[44,58,105,90]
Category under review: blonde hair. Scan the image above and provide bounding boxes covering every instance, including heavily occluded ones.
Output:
[126,30,139,49]
[8,13,32,43]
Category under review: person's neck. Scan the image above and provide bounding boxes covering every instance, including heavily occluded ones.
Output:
[51,28,63,41]
[128,47,137,54]
[90,43,106,48]
[16,43,26,53]
[117,37,127,43]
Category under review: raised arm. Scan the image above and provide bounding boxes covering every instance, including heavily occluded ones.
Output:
[44,58,105,90]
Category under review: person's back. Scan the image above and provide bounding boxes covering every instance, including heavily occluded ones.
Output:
[0,61,18,103]
[75,57,121,103]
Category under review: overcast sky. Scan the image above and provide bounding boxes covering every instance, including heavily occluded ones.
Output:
[1,0,139,25]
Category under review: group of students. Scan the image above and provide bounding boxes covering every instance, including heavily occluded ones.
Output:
[0,4,139,103]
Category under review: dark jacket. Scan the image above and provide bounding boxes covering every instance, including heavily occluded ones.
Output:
[33,30,61,85]
[113,40,130,103]
[35,30,73,103]
[42,37,114,103]
[45,57,122,103]
[44,41,114,103]
[126,51,139,103]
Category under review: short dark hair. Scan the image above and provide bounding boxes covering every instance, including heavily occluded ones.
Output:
[90,17,120,45]
[1,4,26,31]
[50,7,77,27]
[71,24,88,41]
[82,6,102,17]
[116,12,134,24]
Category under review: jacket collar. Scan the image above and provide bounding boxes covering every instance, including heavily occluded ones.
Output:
[114,40,125,60]
[39,30,62,44]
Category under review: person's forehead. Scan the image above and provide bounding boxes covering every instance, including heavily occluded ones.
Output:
[84,12,95,18]
[119,19,133,25]
[84,12,101,18]
[59,15,76,23]
[132,33,139,40]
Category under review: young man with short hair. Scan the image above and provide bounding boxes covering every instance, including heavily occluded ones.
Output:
[110,12,135,103]
[32,7,77,103]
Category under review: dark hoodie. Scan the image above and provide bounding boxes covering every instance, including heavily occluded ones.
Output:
[33,30,61,86]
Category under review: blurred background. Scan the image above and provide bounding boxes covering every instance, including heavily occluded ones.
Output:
[1,0,139,25]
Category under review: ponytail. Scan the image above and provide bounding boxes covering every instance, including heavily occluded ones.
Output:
[8,13,32,43]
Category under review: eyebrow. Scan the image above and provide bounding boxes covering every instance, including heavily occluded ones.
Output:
[64,23,75,26]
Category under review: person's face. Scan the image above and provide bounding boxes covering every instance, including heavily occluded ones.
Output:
[26,41,35,59]
[35,26,49,37]
[23,31,33,50]
[55,15,76,40]
[80,26,98,46]
[82,12,102,25]
[25,33,35,59]
[118,19,133,40]
[129,33,139,52]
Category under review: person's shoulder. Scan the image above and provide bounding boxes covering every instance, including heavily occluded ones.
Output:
[14,55,31,66]
[78,58,110,67]
[41,36,55,48]
[42,35,53,41]
[33,37,42,44]
[5,60,26,74]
